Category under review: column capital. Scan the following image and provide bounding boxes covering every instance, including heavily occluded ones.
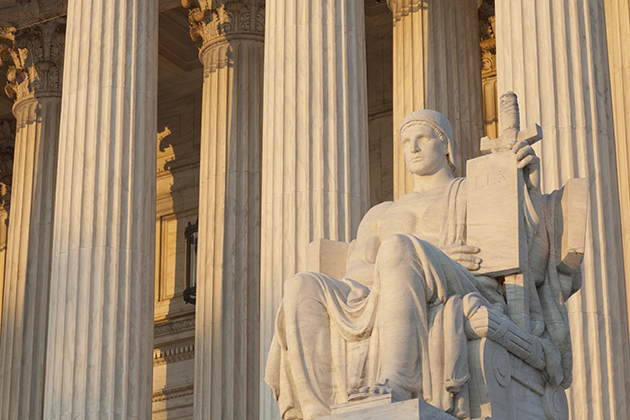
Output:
[386,0,416,19]
[0,18,65,103]
[387,0,483,19]
[182,0,264,47]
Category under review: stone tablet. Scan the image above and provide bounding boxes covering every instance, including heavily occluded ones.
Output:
[466,151,526,276]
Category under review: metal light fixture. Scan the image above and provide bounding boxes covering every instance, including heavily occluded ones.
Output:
[183,219,198,305]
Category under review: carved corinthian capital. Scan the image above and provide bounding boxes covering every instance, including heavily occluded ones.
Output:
[182,0,265,46]
[387,0,483,20]
[0,18,66,102]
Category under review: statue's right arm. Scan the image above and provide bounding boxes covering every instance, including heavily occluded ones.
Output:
[344,201,393,285]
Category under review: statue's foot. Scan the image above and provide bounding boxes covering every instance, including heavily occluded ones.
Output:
[347,379,411,403]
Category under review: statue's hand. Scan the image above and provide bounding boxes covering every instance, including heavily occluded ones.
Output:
[511,139,540,191]
[440,241,481,271]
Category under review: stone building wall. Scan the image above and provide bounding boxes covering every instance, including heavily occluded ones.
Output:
[151,7,203,419]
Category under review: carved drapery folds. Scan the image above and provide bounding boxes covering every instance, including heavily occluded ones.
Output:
[0,19,65,103]
[183,0,264,46]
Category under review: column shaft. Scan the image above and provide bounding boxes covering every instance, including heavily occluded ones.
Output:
[0,121,10,338]
[604,0,630,345]
[0,20,63,420]
[43,0,157,418]
[186,1,265,418]
[389,0,484,198]
[496,0,630,418]
[260,0,370,417]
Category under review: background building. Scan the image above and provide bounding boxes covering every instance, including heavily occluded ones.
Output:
[0,0,628,419]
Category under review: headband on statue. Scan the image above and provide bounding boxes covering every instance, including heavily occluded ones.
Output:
[399,109,458,174]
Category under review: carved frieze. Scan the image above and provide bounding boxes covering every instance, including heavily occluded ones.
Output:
[0,18,66,102]
[182,0,265,46]
[154,317,195,339]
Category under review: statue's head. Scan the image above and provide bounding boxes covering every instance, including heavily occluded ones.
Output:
[399,110,457,176]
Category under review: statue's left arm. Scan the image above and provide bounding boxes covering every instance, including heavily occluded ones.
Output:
[344,201,393,286]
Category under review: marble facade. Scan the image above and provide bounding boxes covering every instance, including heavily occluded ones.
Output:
[0,0,627,419]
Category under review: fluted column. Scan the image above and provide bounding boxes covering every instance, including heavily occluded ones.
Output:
[42,0,157,419]
[183,1,264,418]
[496,0,630,418]
[0,20,64,420]
[0,119,14,339]
[388,0,484,198]
[260,0,370,418]
[604,0,630,344]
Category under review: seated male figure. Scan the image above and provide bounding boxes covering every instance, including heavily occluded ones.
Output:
[265,110,555,420]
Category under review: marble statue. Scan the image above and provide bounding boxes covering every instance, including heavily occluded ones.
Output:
[265,107,582,420]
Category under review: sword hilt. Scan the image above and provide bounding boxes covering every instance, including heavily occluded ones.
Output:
[499,91,520,134]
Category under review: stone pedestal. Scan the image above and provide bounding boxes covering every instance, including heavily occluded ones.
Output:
[603,0,630,345]
[316,398,456,420]
[184,1,264,419]
[260,0,370,417]
[0,20,64,420]
[496,0,630,417]
[42,1,157,418]
[388,0,484,198]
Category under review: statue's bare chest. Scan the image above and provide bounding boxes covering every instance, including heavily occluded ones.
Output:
[377,189,449,245]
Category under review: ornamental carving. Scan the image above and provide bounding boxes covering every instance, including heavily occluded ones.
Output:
[480,15,496,77]
[182,0,265,45]
[386,0,425,21]
[0,18,65,102]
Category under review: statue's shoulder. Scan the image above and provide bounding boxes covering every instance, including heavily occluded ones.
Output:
[364,200,394,221]
[356,201,394,237]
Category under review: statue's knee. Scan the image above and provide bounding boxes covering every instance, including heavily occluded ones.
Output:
[283,273,320,306]
[378,234,413,265]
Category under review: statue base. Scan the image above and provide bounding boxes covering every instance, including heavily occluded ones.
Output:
[315,397,457,420]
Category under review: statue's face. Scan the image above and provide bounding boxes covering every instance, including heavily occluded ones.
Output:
[401,124,449,176]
